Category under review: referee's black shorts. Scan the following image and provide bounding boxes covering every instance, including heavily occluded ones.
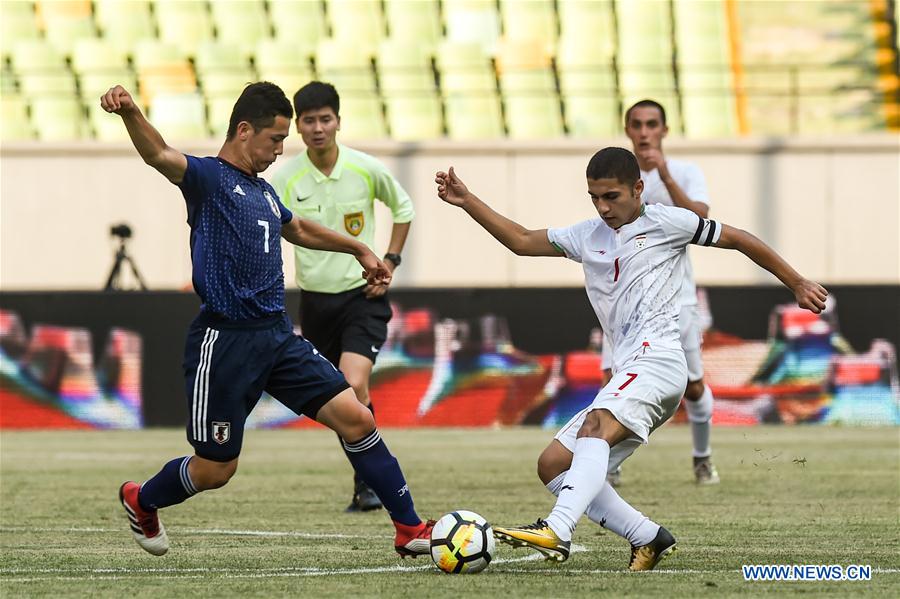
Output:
[299,286,392,366]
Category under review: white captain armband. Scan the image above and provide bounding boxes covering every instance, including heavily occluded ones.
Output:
[690,216,721,246]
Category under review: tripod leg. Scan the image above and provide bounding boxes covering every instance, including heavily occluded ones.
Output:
[105,250,125,291]
[123,255,148,291]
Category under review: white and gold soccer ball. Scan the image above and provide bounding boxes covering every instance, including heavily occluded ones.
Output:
[429,510,495,574]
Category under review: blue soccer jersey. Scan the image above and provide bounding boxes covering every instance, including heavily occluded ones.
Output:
[178,155,293,320]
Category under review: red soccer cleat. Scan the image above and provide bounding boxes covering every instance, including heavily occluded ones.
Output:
[394,519,435,558]
[119,481,169,556]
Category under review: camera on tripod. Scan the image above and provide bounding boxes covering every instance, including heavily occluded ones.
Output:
[110,223,133,239]
[104,222,147,291]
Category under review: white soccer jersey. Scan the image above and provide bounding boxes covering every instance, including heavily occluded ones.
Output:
[640,159,709,306]
[548,204,721,373]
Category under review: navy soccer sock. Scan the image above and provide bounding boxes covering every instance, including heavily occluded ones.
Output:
[339,403,376,485]
[138,456,199,511]
[342,429,420,526]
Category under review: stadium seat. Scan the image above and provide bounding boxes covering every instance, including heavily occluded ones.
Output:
[376,39,437,95]
[71,38,129,74]
[87,101,131,141]
[316,38,377,95]
[35,0,96,56]
[336,94,387,139]
[495,38,556,95]
[1,1,40,56]
[557,0,615,53]
[436,41,497,93]
[326,0,386,56]
[153,0,214,57]
[12,42,78,97]
[94,0,155,43]
[207,95,235,138]
[80,70,138,103]
[133,40,197,105]
[499,0,557,53]
[269,0,327,45]
[616,0,676,122]
[30,97,84,140]
[443,0,500,52]
[444,93,504,139]
[210,0,270,59]
[384,93,444,140]
[504,95,565,139]
[254,40,315,98]
[383,0,442,46]
[556,37,617,97]
[148,92,208,139]
[1,95,35,141]
[195,41,252,74]
[564,95,620,138]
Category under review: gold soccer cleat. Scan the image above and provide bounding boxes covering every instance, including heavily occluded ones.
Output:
[493,519,571,562]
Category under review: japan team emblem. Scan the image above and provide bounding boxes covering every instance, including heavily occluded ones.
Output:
[212,421,231,444]
[635,234,647,249]
[344,211,364,236]
[263,191,280,218]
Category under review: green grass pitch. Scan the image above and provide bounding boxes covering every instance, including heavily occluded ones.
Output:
[1,426,898,597]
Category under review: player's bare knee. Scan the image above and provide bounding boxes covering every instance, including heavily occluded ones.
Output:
[341,404,376,441]
[685,379,705,401]
[537,442,572,485]
[190,457,238,490]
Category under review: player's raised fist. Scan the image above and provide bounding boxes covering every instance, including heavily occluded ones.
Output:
[793,279,829,314]
[100,85,137,114]
[435,166,471,207]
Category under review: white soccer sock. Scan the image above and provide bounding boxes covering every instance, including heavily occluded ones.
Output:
[546,468,658,547]
[544,437,610,542]
[684,384,714,458]
[585,482,659,547]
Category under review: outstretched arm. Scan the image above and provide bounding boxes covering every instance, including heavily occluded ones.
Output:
[281,217,391,286]
[435,167,562,257]
[715,225,828,313]
[100,85,187,184]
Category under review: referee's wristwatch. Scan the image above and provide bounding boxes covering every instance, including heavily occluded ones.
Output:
[384,253,402,267]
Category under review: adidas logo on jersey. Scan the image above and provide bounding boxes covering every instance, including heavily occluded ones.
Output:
[233,184,246,196]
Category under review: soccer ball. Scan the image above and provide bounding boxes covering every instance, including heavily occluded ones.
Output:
[429,510,495,574]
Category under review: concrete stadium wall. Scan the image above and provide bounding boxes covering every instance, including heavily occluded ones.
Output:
[1,135,898,290]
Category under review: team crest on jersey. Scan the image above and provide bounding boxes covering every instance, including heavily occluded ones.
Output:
[635,234,647,249]
[263,191,281,218]
[344,211,364,236]
[212,421,231,444]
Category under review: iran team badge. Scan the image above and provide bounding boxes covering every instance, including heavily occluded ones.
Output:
[635,234,647,249]
[212,422,231,444]
[344,211,364,236]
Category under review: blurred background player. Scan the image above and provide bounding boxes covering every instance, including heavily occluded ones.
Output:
[103,82,433,558]
[272,81,415,513]
[436,148,827,569]
[603,99,720,486]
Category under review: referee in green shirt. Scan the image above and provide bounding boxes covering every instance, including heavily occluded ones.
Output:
[272,82,414,512]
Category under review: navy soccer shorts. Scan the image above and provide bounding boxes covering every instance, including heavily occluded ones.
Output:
[182,311,349,462]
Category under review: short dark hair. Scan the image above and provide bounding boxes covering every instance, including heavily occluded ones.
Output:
[226,82,293,139]
[586,147,640,187]
[293,81,340,118]
[625,99,667,126]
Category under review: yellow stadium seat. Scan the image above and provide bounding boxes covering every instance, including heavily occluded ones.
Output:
[133,40,189,70]
[207,95,236,138]
[326,0,386,56]
[384,93,444,140]
[377,39,436,95]
[443,0,500,51]
[564,94,620,138]
[269,0,327,44]
[94,0,155,42]
[557,0,615,49]
[195,41,251,73]
[336,94,387,140]
[495,38,556,94]
[504,94,564,139]
[148,92,209,139]
[11,39,67,72]
[1,2,40,56]
[154,0,214,57]
[35,0,96,55]
[436,41,496,93]
[499,0,557,52]
[79,70,138,102]
[210,0,269,58]
[383,0,442,46]
[444,92,504,139]
[254,40,315,95]
[316,38,377,95]
[20,72,78,97]
[138,65,198,106]
[30,97,85,140]
[71,38,129,74]
[88,101,131,141]
[556,36,617,96]
[1,95,35,141]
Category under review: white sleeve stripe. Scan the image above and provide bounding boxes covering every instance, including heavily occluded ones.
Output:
[691,218,721,246]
